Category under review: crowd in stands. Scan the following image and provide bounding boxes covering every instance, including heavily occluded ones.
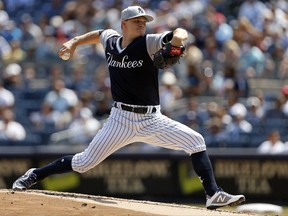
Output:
[1,0,288,153]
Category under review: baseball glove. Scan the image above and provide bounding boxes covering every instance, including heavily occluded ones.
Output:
[153,42,185,69]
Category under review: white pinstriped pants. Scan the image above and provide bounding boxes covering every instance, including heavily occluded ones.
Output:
[72,107,206,173]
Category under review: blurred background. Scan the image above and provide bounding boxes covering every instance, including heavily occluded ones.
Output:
[0,0,288,214]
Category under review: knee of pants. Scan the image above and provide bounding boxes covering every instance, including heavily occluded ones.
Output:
[71,153,100,173]
[188,132,207,153]
[73,166,88,173]
[72,163,90,173]
[193,132,206,146]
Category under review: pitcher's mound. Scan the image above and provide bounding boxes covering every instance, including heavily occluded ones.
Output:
[0,189,253,216]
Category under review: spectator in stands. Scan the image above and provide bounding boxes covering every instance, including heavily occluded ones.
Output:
[0,108,26,141]
[254,88,270,113]
[2,63,23,92]
[222,39,249,98]
[261,95,288,136]
[44,78,79,113]
[238,0,268,31]
[279,53,288,78]
[261,5,287,78]
[29,102,62,130]
[201,36,222,75]
[93,64,112,101]
[245,96,264,126]
[93,97,111,121]
[1,20,22,43]
[205,117,228,148]
[177,97,208,132]
[226,91,248,116]
[0,35,12,61]
[213,39,242,97]
[223,40,241,64]
[214,16,233,48]
[257,129,285,154]
[281,85,288,116]
[20,13,43,45]
[0,81,15,110]
[239,43,266,78]
[48,63,65,83]
[3,0,288,148]
[263,96,287,120]
[21,62,43,89]
[34,25,58,60]
[4,39,26,64]
[207,101,226,120]
[222,63,250,98]
[66,65,95,96]
[78,90,96,114]
[159,70,183,116]
[225,102,252,138]
[184,44,205,96]
[66,107,101,145]
[0,6,9,25]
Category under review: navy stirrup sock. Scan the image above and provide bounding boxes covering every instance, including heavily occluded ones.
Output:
[33,155,73,180]
[191,151,218,197]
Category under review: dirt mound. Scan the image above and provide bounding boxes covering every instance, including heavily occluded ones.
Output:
[0,189,254,216]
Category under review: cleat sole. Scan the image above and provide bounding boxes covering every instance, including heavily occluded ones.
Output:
[207,196,245,210]
[229,197,245,207]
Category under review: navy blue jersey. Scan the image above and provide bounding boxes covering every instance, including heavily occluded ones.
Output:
[105,35,159,105]
[100,29,171,106]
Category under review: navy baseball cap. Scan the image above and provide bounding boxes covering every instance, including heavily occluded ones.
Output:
[121,6,154,22]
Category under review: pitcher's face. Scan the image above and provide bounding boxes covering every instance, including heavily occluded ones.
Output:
[123,17,147,38]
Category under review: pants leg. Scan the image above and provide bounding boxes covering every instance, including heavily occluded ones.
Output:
[134,112,206,154]
[72,108,136,173]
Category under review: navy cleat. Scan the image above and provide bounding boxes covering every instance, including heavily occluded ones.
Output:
[12,168,38,191]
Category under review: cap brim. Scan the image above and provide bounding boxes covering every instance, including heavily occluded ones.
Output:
[125,14,154,22]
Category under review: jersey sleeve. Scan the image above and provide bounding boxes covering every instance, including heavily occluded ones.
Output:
[100,29,120,50]
[146,31,172,60]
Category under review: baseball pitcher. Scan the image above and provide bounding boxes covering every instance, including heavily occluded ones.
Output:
[12,5,245,210]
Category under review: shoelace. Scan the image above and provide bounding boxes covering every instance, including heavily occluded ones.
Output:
[20,173,37,188]
[206,188,232,200]
[217,189,232,198]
